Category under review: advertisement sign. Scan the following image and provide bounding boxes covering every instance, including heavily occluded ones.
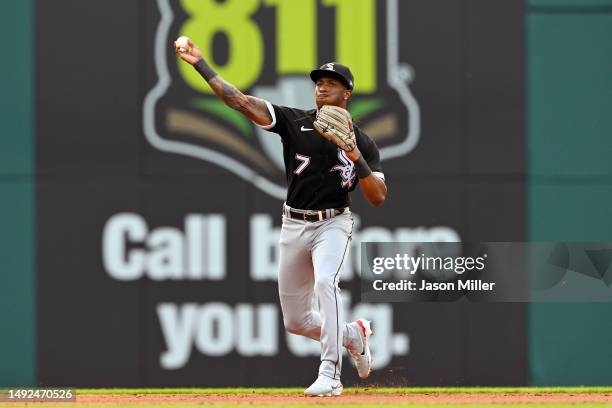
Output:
[37,0,525,386]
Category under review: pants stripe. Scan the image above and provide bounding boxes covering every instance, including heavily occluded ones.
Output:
[332,218,354,379]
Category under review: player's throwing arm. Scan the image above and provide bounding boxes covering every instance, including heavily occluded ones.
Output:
[174,37,273,127]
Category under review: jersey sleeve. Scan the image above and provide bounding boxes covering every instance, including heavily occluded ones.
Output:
[254,101,291,135]
[357,129,385,181]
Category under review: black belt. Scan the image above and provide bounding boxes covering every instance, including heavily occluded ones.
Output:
[287,207,346,222]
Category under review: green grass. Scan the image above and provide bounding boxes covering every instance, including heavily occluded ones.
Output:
[76,386,612,394]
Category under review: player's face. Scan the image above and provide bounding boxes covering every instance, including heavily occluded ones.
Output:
[315,77,351,107]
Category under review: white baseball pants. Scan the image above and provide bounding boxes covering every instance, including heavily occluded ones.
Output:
[278,206,361,381]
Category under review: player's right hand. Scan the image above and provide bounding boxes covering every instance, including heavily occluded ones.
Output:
[174,38,202,66]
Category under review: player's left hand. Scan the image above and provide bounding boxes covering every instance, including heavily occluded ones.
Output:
[313,105,357,152]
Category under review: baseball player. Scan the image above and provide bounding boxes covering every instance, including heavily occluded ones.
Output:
[176,38,387,397]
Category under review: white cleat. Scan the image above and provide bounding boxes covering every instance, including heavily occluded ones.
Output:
[304,375,343,397]
[350,319,373,379]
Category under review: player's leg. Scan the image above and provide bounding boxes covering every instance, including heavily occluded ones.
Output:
[310,214,354,381]
[277,216,321,340]
[278,215,369,351]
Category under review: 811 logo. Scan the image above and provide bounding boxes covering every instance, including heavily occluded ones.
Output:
[144,0,420,199]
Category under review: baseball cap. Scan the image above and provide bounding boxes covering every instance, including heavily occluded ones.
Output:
[310,62,354,90]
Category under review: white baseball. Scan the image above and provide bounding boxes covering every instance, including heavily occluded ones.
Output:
[175,36,191,53]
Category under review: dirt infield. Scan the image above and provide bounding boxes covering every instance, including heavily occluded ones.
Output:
[73,392,612,405]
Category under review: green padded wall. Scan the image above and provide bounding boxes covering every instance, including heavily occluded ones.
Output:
[0,0,35,387]
[528,0,612,385]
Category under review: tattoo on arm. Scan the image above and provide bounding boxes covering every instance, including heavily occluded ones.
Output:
[194,58,271,124]
[207,76,272,125]
[208,76,240,103]
[221,81,240,98]
[245,96,273,120]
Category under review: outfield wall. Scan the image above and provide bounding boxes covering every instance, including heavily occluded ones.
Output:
[527,0,612,385]
[0,0,35,388]
[33,0,525,387]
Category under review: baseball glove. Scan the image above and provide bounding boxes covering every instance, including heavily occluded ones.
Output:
[313,105,356,152]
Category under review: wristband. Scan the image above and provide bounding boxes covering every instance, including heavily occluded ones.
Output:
[354,154,372,179]
[194,59,218,81]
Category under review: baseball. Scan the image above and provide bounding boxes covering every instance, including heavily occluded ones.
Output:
[175,36,191,53]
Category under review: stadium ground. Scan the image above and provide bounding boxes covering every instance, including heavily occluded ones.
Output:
[2,387,612,407]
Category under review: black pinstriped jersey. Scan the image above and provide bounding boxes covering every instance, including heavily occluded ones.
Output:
[259,102,384,210]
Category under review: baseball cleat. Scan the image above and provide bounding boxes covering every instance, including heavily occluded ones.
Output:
[350,319,373,379]
[304,375,343,397]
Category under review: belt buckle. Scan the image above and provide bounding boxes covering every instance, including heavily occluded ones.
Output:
[304,209,324,222]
